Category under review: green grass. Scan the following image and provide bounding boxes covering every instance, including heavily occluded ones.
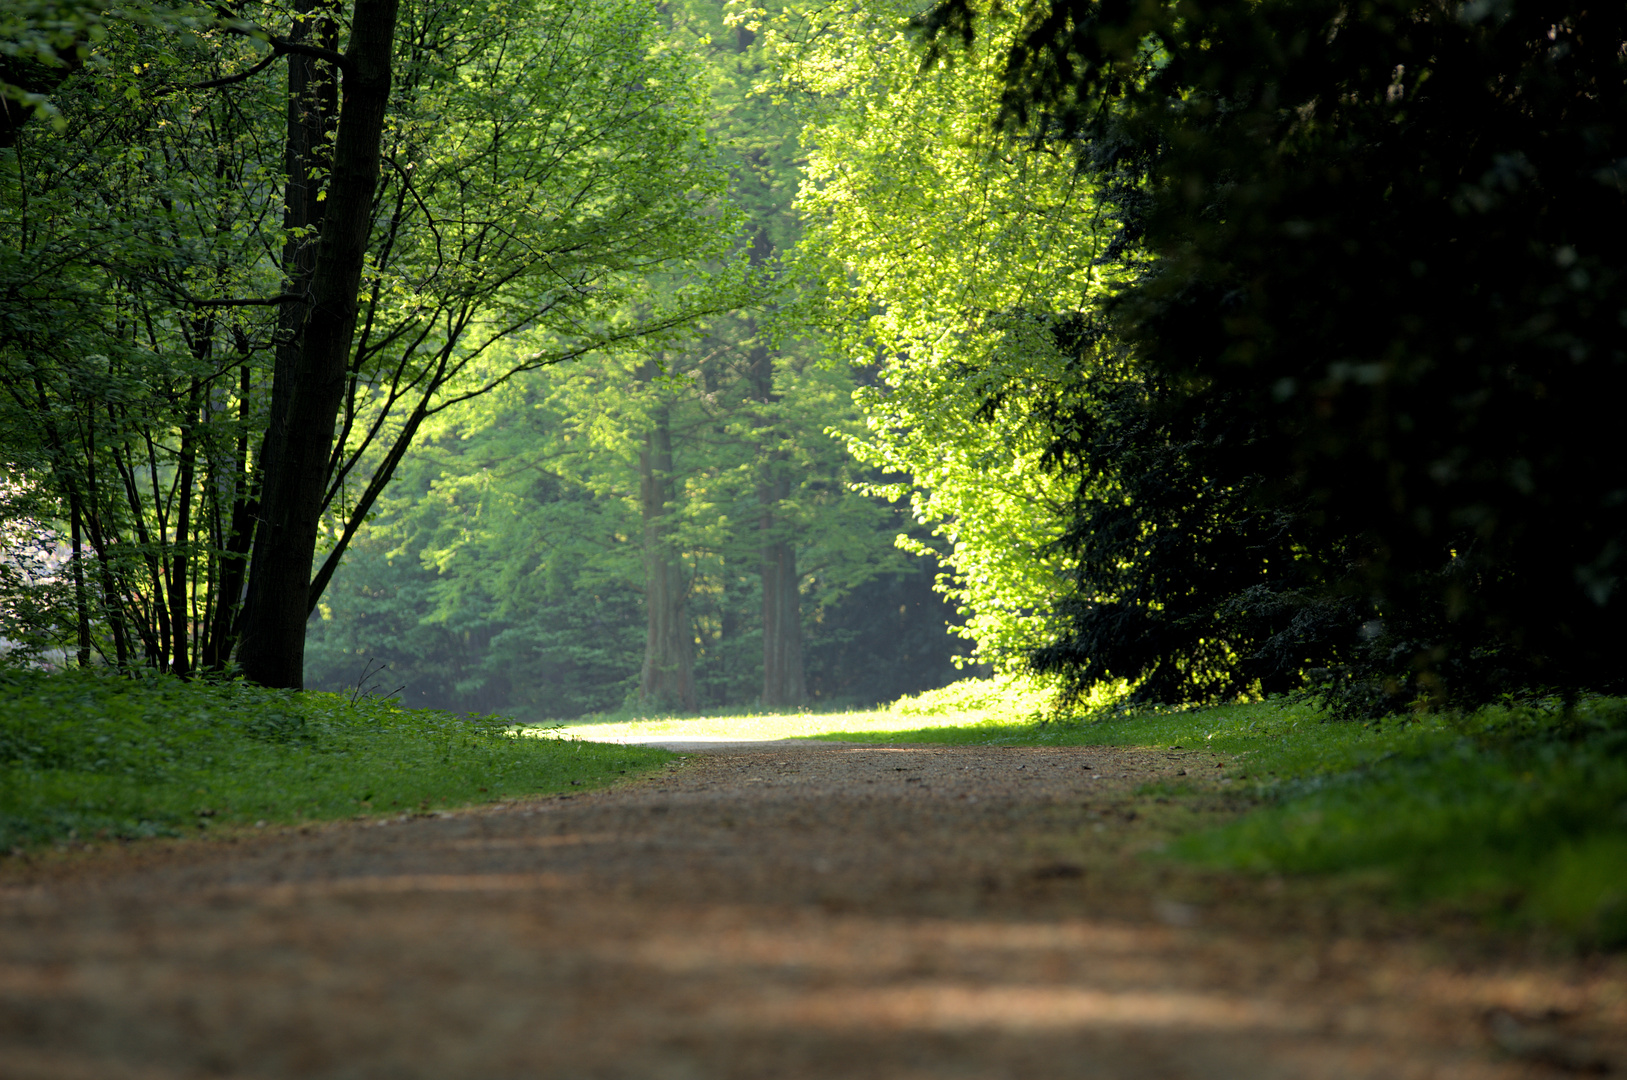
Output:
[0,667,671,850]
[813,681,1627,947]
[13,664,1623,946]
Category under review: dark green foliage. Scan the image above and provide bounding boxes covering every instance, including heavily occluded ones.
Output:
[305,547,506,713]
[1032,336,1365,704]
[932,0,1627,707]
[803,559,966,708]
[305,545,645,719]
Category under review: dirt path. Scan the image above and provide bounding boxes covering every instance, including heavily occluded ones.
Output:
[2,743,1623,1079]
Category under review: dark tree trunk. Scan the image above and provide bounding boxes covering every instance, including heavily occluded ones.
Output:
[202,363,258,671]
[78,415,130,666]
[238,0,399,689]
[168,378,200,678]
[68,499,91,667]
[638,397,696,712]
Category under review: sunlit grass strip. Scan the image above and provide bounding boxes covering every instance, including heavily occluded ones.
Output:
[548,708,1003,743]
[0,668,671,850]
[549,674,1074,744]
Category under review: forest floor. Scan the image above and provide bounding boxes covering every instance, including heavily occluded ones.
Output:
[2,739,1624,1080]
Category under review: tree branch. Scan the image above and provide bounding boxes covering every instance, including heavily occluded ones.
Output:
[170,290,307,307]
[188,49,281,90]
[270,37,351,73]
[209,4,355,77]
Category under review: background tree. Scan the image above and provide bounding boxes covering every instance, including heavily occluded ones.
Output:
[759,0,1135,674]
[300,0,966,718]
[304,335,956,717]
[678,0,833,708]
[1,10,286,673]
[1,0,746,686]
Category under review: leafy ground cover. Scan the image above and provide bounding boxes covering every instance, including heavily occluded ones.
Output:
[812,680,1627,947]
[0,668,670,851]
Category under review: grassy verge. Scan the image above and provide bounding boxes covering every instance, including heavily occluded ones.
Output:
[814,681,1627,947]
[0,667,671,851]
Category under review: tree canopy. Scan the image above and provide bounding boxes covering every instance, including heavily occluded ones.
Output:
[4,0,1620,716]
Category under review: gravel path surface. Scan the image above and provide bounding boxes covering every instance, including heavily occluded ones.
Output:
[2,742,1623,1079]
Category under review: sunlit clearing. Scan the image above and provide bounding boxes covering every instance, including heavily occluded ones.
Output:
[541,708,1004,744]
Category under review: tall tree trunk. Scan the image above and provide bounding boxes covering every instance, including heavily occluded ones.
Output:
[68,499,91,667]
[638,397,696,712]
[168,378,200,678]
[749,340,805,709]
[203,363,258,671]
[238,0,399,689]
[759,474,805,708]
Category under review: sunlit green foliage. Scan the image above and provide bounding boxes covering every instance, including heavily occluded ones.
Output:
[303,0,965,716]
[306,331,944,715]
[749,0,1143,670]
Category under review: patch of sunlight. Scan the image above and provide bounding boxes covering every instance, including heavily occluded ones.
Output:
[536,707,1007,745]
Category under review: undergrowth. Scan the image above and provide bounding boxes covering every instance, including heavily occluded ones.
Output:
[0,667,670,851]
[818,690,1627,947]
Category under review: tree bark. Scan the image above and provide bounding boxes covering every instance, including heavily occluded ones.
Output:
[749,340,805,709]
[638,396,697,712]
[68,498,91,667]
[238,0,399,688]
[759,477,805,709]
[202,362,257,671]
[168,378,199,678]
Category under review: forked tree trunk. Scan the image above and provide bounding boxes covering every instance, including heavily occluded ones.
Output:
[237,0,399,688]
[638,398,697,712]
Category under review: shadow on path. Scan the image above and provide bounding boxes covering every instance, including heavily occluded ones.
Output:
[1,743,1622,1079]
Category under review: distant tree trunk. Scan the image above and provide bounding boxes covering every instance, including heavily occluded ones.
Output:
[638,394,696,711]
[759,475,805,708]
[237,0,399,689]
[749,340,805,709]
